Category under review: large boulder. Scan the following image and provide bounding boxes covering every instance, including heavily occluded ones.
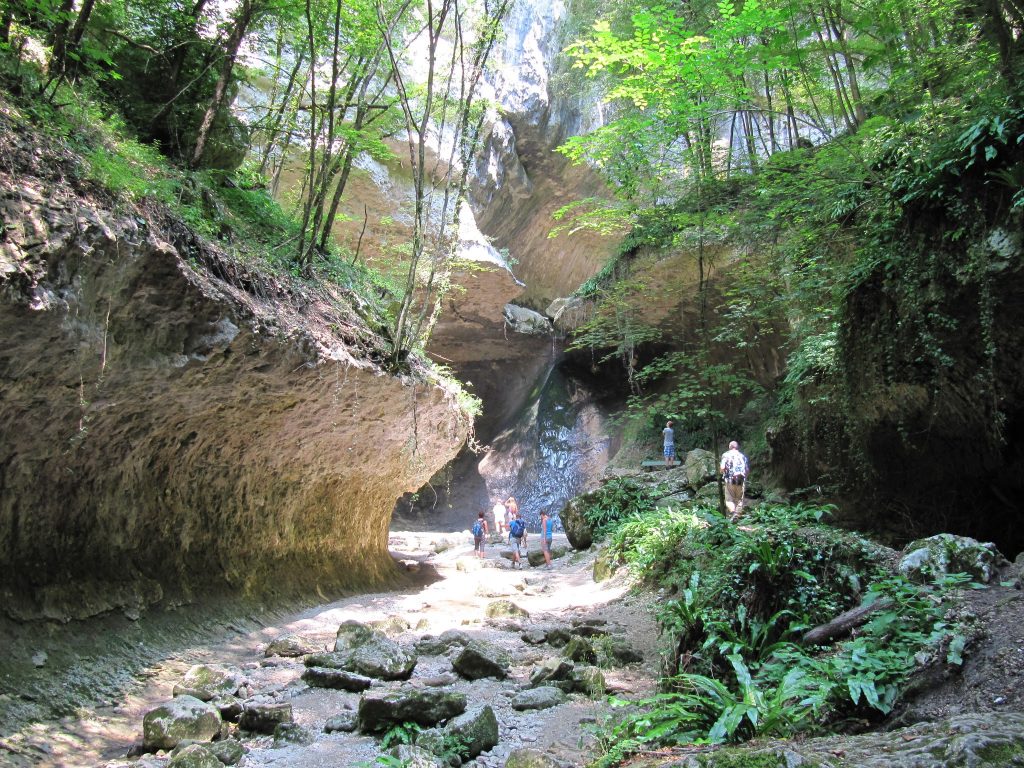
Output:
[415,629,473,656]
[511,686,566,711]
[503,304,552,336]
[485,599,529,619]
[419,705,500,762]
[559,496,594,550]
[168,744,220,768]
[683,449,718,488]
[310,621,417,680]
[451,641,509,680]
[899,534,1003,584]
[265,634,319,658]
[142,696,221,750]
[357,688,467,733]
[172,664,244,701]
[505,749,562,768]
[239,702,292,734]
[301,666,373,691]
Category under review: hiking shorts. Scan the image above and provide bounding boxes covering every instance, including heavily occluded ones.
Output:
[474,535,485,552]
[542,536,552,553]
[664,443,675,458]
[510,535,523,555]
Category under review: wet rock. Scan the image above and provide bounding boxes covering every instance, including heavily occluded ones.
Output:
[168,744,220,768]
[416,629,473,656]
[899,534,1003,584]
[452,641,509,680]
[239,701,292,734]
[485,599,529,619]
[563,636,596,664]
[357,687,467,733]
[172,665,245,702]
[571,666,606,697]
[390,744,446,767]
[207,739,245,766]
[511,686,566,711]
[558,497,593,550]
[505,748,562,768]
[142,696,221,750]
[264,634,318,657]
[683,449,717,488]
[273,722,314,747]
[301,666,374,691]
[324,710,359,733]
[529,657,575,688]
[504,304,552,335]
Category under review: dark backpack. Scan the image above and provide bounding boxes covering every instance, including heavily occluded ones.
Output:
[472,520,483,537]
[509,518,526,538]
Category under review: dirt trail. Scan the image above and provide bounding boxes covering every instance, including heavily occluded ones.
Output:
[5,531,661,768]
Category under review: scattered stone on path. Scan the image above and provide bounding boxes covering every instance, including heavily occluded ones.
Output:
[511,686,566,711]
[563,636,596,664]
[571,666,606,697]
[172,664,245,701]
[603,638,643,665]
[528,547,567,567]
[209,695,242,722]
[142,695,221,750]
[521,629,548,645]
[311,621,416,680]
[301,666,374,691]
[415,629,472,656]
[486,599,529,619]
[545,628,571,648]
[419,705,500,762]
[456,558,482,572]
[452,641,509,680]
[504,748,563,768]
[335,620,377,652]
[323,710,358,733]
[370,615,412,637]
[273,722,315,747]
[239,701,292,734]
[357,687,467,733]
[529,657,575,689]
[207,739,245,766]
[167,743,220,768]
[264,634,318,658]
[390,744,445,767]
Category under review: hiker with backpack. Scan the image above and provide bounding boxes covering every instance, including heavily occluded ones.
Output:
[508,512,527,568]
[720,440,750,520]
[472,511,489,558]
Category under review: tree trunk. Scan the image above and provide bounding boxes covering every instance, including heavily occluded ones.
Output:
[802,598,893,645]
[190,0,257,169]
[63,0,96,80]
[46,0,76,79]
[258,49,306,176]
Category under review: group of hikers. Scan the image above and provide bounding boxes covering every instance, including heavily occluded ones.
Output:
[471,496,557,569]
[663,420,750,520]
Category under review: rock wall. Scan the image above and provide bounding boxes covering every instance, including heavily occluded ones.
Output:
[0,127,469,621]
[470,0,617,309]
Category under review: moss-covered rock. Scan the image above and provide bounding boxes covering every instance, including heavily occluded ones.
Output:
[486,599,529,619]
[142,695,221,750]
[172,664,244,701]
[899,534,1003,584]
[559,496,594,550]
[168,744,221,768]
[357,687,467,733]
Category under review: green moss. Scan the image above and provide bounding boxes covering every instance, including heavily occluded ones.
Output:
[697,750,814,768]
[977,741,1024,766]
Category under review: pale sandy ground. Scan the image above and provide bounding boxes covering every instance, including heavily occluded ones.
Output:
[7,531,661,768]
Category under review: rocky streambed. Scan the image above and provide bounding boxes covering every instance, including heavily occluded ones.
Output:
[0,531,661,768]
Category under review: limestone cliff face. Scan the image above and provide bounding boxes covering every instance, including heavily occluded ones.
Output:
[0,125,469,621]
[470,0,617,309]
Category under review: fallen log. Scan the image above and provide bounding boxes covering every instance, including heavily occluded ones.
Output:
[802,598,894,646]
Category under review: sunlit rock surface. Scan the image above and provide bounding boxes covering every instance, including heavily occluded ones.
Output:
[0,130,470,619]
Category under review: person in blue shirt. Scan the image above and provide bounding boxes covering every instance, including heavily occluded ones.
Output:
[540,510,555,568]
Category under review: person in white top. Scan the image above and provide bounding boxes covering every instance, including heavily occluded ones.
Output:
[492,499,507,535]
[720,440,749,520]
